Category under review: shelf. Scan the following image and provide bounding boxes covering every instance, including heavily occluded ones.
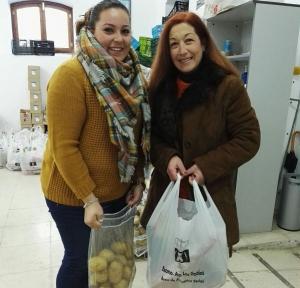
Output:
[227,52,250,61]
[207,1,255,22]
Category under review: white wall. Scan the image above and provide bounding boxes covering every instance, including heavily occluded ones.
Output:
[131,0,164,39]
[0,0,164,131]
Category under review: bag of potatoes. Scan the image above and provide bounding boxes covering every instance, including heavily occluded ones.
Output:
[88,205,136,288]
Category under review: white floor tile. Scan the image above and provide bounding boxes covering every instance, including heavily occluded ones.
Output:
[292,246,300,254]
[5,207,51,227]
[222,276,241,288]
[229,250,267,272]
[49,241,63,267]
[0,228,3,245]
[0,268,54,288]
[1,222,51,247]
[50,221,61,242]
[0,212,8,228]
[0,242,50,276]
[0,192,12,225]
[255,249,300,270]
[279,269,300,288]
[133,260,148,287]
[241,230,289,247]
[233,270,289,288]
[278,229,300,243]
[10,187,46,210]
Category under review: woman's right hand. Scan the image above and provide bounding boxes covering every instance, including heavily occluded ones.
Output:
[167,156,186,181]
[83,194,104,229]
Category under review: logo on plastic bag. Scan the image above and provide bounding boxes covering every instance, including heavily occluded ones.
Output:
[175,238,190,263]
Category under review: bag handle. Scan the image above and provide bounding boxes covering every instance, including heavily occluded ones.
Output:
[192,180,217,239]
[199,184,225,222]
[147,175,181,229]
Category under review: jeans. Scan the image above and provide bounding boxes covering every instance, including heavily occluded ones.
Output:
[46,195,127,288]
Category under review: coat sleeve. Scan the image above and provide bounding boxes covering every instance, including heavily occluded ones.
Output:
[150,130,180,175]
[47,63,96,200]
[193,77,260,184]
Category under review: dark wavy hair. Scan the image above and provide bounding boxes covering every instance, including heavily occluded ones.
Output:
[149,12,239,94]
[75,0,129,35]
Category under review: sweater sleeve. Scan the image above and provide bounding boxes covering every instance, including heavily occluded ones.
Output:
[194,77,260,184]
[47,63,96,200]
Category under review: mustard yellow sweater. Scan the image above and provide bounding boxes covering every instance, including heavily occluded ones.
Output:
[41,58,143,206]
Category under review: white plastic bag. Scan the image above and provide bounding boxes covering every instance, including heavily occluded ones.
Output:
[146,177,228,288]
[88,206,136,288]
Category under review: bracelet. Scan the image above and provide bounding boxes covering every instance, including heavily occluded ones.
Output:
[135,178,146,190]
[83,198,99,209]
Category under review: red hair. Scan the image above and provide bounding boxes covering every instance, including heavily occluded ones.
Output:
[149,12,239,94]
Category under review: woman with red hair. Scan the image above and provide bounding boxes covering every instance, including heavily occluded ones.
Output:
[141,12,260,256]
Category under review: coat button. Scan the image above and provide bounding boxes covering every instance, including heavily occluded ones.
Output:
[184,141,191,149]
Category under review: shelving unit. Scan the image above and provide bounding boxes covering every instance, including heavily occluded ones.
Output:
[227,52,250,62]
[207,1,300,233]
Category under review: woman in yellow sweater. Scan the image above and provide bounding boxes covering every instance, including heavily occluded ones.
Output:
[40,1,150,287]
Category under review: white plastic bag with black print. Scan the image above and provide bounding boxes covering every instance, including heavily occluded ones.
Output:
[88,205,136,288]
[146,176,228,288]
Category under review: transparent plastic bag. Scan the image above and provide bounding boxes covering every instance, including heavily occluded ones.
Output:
[134,190,148,258]
[20,147,42,175]
[0,132,8,168]
[0,148,7,168]
[146,177,228,288]
[88,206,136,288]
[6,147,22,171]
[19,126,47,174]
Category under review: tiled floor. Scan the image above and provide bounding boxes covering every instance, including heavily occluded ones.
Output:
[0,169,300,288]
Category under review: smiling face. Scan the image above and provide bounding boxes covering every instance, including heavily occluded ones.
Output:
[169,22,204,73]
[93,7,131,62]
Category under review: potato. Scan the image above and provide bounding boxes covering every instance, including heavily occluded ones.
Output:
[89,273,98,286]
[137,205,144,215]
[89,256,108,272]
[134,228,140,237]
[111,241,127,255]
[113,279,128,288]
[138,226,145,235]
[124,243,133,260]
[108,260,123,284]
[115,254,127,266]
[96,270,108,284]
[99,249,115,263]
[123,265,133,280]
[127,259,134,268]
[99,282,111,288]
[134,215,140,225]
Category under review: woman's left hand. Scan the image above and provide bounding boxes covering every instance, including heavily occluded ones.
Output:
[185,164,205,185]
[126,184,144,207]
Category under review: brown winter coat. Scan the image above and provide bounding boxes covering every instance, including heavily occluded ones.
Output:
[141,74,260,247]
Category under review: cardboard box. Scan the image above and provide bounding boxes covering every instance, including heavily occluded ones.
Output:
[20,123,32,130]
[43,111,47,125]
[30,101,42,113]
[28,65,40,80]
[28,79,41,91]
[20,109,32,124]
[32,124,45,132]
[30,90,42,104]
[31,113,43,125]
